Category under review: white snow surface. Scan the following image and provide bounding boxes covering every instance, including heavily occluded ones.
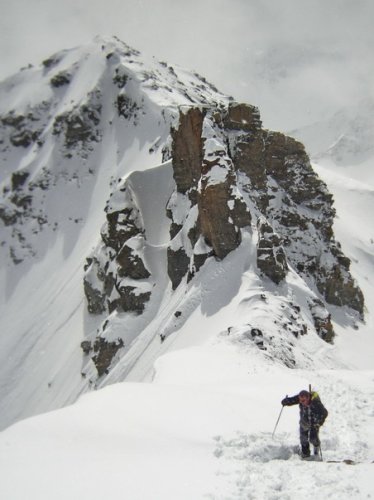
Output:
[0,342,373,499]
[1,38,374,499]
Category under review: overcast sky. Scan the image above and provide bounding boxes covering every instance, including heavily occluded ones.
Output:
[1,0,373,130]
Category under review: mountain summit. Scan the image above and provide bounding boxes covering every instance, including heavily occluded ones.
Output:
[0,36,364,429]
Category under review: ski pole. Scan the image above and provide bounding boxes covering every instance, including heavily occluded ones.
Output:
[272,397,286,439]
[319,442,323,461]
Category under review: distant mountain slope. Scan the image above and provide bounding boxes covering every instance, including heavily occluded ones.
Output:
[290,99,374,179]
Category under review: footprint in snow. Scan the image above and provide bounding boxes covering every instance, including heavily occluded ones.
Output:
[214,432,297,462]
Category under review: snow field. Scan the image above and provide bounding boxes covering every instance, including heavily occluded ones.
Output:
[0,338,373,499]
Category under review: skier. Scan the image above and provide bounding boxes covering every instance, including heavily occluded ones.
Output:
[282,389,328,458]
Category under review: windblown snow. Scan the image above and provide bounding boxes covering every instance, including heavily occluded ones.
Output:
[0,37,373,499]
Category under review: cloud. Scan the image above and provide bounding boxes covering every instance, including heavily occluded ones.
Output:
[0,0,373,130]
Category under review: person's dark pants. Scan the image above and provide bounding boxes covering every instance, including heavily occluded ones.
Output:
[300,426,320,456]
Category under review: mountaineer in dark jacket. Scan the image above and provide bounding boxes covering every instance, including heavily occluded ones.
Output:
[282,390,328,458]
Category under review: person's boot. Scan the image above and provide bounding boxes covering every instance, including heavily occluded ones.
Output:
[301,444,310,458]
[314,446,320,456]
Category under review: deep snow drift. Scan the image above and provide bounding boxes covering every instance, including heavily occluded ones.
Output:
[0,331,373,499]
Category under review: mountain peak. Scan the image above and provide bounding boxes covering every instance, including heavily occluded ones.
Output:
[0,37,366,430]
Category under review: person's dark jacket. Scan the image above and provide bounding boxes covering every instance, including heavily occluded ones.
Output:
[282,392,328,430]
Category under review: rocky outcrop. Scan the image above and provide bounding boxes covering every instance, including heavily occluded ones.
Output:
[256,217,288,284]
[81,99,364,369]
[52,90,102,152]
[81,338,124,377]
[316,264,365,315]
[309,299,334,343]
[167,246,190,290]
[167,106,252,288]
[171,107,205,199]
[166,102,364,324]
[84,180,152,316]
[83,177,153,376]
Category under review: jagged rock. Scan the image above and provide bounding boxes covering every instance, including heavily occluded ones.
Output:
[256,217,288,284]
[168,108,252,279]
[171,107,204,196]
[92,338,124,377]
[1,113,25,128]
[114,285,151,314]
[0,205,19,226]
[80,341,92,355]
[83,274,107,314]
[84,180,153,316]
[10,129,39,148]
[50,71,71,87]
[11,170,29,190]
[102,209,141,252]
[249,328,265,349]
[52,91,102,148]
[116,94,140,121]
[113,68,128,88]
[199,126,249,260]
[167,246,190,290]
[2,113,40,148]
[199,174,242,259]
[309,299,334,343]
[190,250,211,277]
[230,197,252,228]
[116,243,151,279]
[9,192,32,209]
[166,104,364,320]
[317,265,364,316]
[42,55,61,69]
[224,102,262,132]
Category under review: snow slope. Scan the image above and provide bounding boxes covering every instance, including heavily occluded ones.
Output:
[0,337,373,499]
[313,161,374,368]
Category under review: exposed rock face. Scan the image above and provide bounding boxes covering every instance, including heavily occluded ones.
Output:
[166,102,364,326]
[167,246,190,290]
[309,299,334,343]
[167,106,252,289]
[83,179,153,375]
[52,90,102,153]
[81,338,124,377]
[81,98,364,380]
[171,108,204,197]
[84,180,152,317]
[256,217,288,284]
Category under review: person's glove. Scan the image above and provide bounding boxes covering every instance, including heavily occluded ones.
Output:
[281,398,289,406]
